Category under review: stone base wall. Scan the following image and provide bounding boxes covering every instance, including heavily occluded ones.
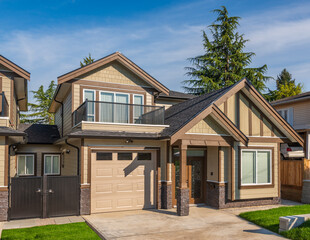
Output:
[80,187,90,215]
[206,181,280,209]
[177,188,189,216]
[160,182,172,209]
[0,191,8,221]
[302,181,310,203]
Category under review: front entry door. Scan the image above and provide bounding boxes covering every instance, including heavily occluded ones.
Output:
[188,157,204,204]
[173,156,205,205]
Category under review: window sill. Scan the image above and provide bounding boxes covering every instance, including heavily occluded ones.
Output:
[239,184,274,189]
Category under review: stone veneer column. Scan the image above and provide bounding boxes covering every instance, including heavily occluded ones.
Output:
[80,186,90,215]
[0,191,8,221]
[177,142,189,216]
[206,181,226,209]
[161,182,172,209]
[177,188,189,216]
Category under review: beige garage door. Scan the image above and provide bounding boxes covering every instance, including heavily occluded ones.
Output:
[91,150,156,213]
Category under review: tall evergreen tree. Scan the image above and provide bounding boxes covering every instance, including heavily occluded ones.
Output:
[183,6,270,95]
[20,81,57,124]
[267,69,303,101]
[80,53,95,67]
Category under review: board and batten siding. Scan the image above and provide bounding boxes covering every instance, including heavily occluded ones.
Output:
[186,115,229,135]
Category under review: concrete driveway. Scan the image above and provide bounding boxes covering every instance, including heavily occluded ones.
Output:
[84,206,284,240]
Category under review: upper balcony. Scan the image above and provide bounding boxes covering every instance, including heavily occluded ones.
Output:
[72,100,166,133]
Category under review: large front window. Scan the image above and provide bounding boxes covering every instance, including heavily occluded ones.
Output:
[241,149,272,185]
[17,154,34,176]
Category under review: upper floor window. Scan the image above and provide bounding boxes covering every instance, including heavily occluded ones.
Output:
[278,108,293,125]
[83,89,95,121]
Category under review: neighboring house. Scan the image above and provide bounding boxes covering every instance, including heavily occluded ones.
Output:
[0,52,304,221]
[272,93,310,159]
[272,93,310,203]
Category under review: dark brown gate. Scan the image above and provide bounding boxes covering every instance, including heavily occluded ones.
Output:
[10,176,79,220]
[47,176,79,217]
[10,177,43,219]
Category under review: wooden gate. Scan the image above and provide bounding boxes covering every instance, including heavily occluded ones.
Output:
[281,159,309,202]
[10,176,80,220]
[10,177,43,219]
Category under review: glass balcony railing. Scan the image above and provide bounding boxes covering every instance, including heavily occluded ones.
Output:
[72,100,165,126]
[0,92,9,117]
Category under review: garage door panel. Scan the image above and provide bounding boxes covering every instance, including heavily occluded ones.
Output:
[91,150,156,213]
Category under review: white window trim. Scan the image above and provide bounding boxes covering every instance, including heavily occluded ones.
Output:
[99,90,130,123]
[17,154,35,176]
[44,154,61,175]
[83,89,96,121]
[240,149,272,186]
[133,94,144,122]
[278,108,289,122]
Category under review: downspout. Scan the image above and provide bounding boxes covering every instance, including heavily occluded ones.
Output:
[7,140,23,220]
[65,138,80,215]
[54,99,64,137]
[65,139,80,176]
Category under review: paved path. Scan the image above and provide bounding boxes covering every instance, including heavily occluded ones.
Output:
[84,206,285,240]
[2,216,84,230]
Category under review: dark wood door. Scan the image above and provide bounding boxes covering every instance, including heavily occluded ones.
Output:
[172,156,205,205]
[188,157,204,204]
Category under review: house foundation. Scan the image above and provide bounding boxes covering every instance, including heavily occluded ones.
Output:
[0,191,8,221]
[80,186,90,215]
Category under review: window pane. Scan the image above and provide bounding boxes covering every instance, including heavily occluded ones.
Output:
[100,92,114,122]
[257,151,271,184]
[134,95,143,123]
[241,151,255,184]
[137,152,152,160]
[115,94,129,123]
[52,156,60,174]
[118,152,132,160]
[284,110,288,121]
[45,156,52,174]
[26,156,34,175]
[84,90,95,121]
[187,150,205,157]
[97,152,112,160]
[17,156,26,175]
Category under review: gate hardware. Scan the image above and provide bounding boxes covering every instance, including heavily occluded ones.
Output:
[48,189,54,194]
[36,188,41,193]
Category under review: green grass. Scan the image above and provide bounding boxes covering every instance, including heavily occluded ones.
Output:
[1,222,101,240]
[239,204,310,239]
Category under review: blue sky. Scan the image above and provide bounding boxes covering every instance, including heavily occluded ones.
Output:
[1,0,310,101]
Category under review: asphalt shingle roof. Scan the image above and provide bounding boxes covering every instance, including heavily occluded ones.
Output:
[271,91,310,105]
[18,124,60,144]
[158,90,195,100]
[0,127,26,136]
[162,85,233,137]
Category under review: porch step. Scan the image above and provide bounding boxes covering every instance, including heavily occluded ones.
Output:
[279,214,310,232]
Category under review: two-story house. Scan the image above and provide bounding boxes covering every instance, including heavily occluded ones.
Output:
[0,52,304,221]
[272,93,310,203]
[0,55,30,220]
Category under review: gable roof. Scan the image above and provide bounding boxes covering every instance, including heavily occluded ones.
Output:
[57,52,169,95]
[0,55,30,80]
[163,78,304,146]
[271,91,310,106]
[18,124,60,144]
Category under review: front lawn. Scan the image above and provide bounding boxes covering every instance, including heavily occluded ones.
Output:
[1,222,100,240]
[239,204,310,240]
